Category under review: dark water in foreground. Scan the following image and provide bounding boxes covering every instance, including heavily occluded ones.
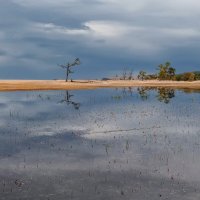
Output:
[0,88,200,200]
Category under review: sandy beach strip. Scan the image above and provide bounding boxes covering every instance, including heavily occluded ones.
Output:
[0,80,200,91]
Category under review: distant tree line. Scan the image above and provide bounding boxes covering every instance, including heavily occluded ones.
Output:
[58,58,200,82]
[137,62,200,81]
[107,62,200,81]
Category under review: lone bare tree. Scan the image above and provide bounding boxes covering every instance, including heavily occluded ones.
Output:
[59,58,81,82]
[128,70,134,80]
[122,69,127,80]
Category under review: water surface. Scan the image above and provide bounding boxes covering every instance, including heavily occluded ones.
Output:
[0,88,200,199]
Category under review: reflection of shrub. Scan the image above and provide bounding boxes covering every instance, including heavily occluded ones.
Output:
[112,95,122,100]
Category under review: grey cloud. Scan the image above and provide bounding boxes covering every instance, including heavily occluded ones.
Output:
[0,0,200,79]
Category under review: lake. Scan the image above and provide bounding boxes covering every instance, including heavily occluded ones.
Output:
[0,87,200,200]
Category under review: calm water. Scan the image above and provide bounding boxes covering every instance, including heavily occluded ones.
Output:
[0,88,200,200]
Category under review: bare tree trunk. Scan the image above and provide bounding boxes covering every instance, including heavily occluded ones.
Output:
[66,66,69,82]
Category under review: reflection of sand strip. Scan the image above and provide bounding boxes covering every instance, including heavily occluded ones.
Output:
[91,126,162,134]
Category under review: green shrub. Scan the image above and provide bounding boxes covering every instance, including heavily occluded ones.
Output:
[182,72,195,81]
[194,72,200,80]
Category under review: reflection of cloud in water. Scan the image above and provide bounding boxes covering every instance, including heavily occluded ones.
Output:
[2,128,200,181]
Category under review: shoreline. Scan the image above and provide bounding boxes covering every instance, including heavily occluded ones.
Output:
[0,80,200,92]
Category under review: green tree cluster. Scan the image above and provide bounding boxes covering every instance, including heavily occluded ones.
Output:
[136,62,200,82]
[157,62,176,80]
[181,72,195,81]
[194,72,200,80]
[175,72,200,81]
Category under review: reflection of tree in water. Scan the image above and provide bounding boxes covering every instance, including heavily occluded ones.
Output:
[112,87,133,100]
[137,87,175,104]
[59,91,80,110]
[122,87,133,97]
[137,87,149,100]
[156,88,175,104]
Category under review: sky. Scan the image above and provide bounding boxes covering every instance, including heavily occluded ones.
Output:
[0,0,200,79]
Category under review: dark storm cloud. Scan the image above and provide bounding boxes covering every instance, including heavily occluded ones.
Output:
[0,0,200,79]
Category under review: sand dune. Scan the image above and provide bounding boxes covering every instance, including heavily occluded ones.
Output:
[0,80,200,91]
